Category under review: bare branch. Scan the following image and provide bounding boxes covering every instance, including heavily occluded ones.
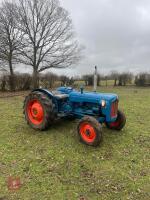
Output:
[0,0,24,90]
[17,0,81,88]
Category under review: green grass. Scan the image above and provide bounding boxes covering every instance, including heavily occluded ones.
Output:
[0,87,149,200]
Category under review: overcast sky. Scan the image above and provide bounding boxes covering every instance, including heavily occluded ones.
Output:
[1,0,150,76]
[52,0,150,76]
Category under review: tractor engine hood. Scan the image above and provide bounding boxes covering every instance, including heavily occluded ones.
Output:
[69,91,118,104]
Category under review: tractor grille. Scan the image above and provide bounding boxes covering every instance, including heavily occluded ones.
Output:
[111,100,118,118]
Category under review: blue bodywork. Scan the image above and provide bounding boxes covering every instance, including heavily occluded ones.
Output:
[34,87,119,123]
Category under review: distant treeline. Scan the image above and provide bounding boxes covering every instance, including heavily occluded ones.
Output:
[82,72,150,87]
[0,71,150,91]
[0,72,75,91]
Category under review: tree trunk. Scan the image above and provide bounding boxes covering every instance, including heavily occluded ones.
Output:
[1,76,6,91]
[32,69,39,89]
[105,76,108,87]
[118,78,122,86]
[9,59,15,91]
[114,79,117,86]
[97,78,100,86]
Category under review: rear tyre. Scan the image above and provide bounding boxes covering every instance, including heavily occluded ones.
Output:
[105,110,126,131]
[23,91,55,130]
[77,116,102,147]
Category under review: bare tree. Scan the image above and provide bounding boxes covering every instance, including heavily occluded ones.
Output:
[105,76,108,87]
[17,0,80,88]
[118,72,133,86]
[97,74,101,86]
[59,75,69,86]
[40,72,58,88]
[82,74,93,86]
[110,71,119,86]
[0,1,22,91]
[135,73,150,86]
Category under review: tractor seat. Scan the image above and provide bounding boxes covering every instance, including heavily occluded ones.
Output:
[52,91,69,99]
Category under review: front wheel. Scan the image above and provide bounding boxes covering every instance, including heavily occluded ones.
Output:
[105,110,126,131]
[77,116,102,147]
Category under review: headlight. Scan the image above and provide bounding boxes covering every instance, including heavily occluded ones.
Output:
[101,100,106,107]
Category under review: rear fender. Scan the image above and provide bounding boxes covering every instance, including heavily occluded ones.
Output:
[32,89,58,112]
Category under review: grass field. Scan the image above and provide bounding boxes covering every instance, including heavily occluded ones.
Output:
[0,87,149,200]
[75,80,116,87]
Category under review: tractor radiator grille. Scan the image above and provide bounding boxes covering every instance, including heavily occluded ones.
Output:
[111,100,118,118]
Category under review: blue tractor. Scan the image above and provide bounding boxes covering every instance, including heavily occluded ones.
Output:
[23,86,126,147]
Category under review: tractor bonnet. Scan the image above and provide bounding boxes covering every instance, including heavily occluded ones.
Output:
[69,91,118,104]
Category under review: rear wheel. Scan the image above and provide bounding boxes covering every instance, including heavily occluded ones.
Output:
[77,116,102,147]
[23,91,55,130]
[105,110,126,130]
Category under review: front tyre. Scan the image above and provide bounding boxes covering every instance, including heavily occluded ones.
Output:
[77,116,102,147]
[23,91,55,130]
[106,110,126,131]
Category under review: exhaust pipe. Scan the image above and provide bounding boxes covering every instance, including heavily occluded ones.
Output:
[94,66,97,92]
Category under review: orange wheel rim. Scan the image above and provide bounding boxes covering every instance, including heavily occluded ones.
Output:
[79,122,96,143]
[27,99,44,125]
